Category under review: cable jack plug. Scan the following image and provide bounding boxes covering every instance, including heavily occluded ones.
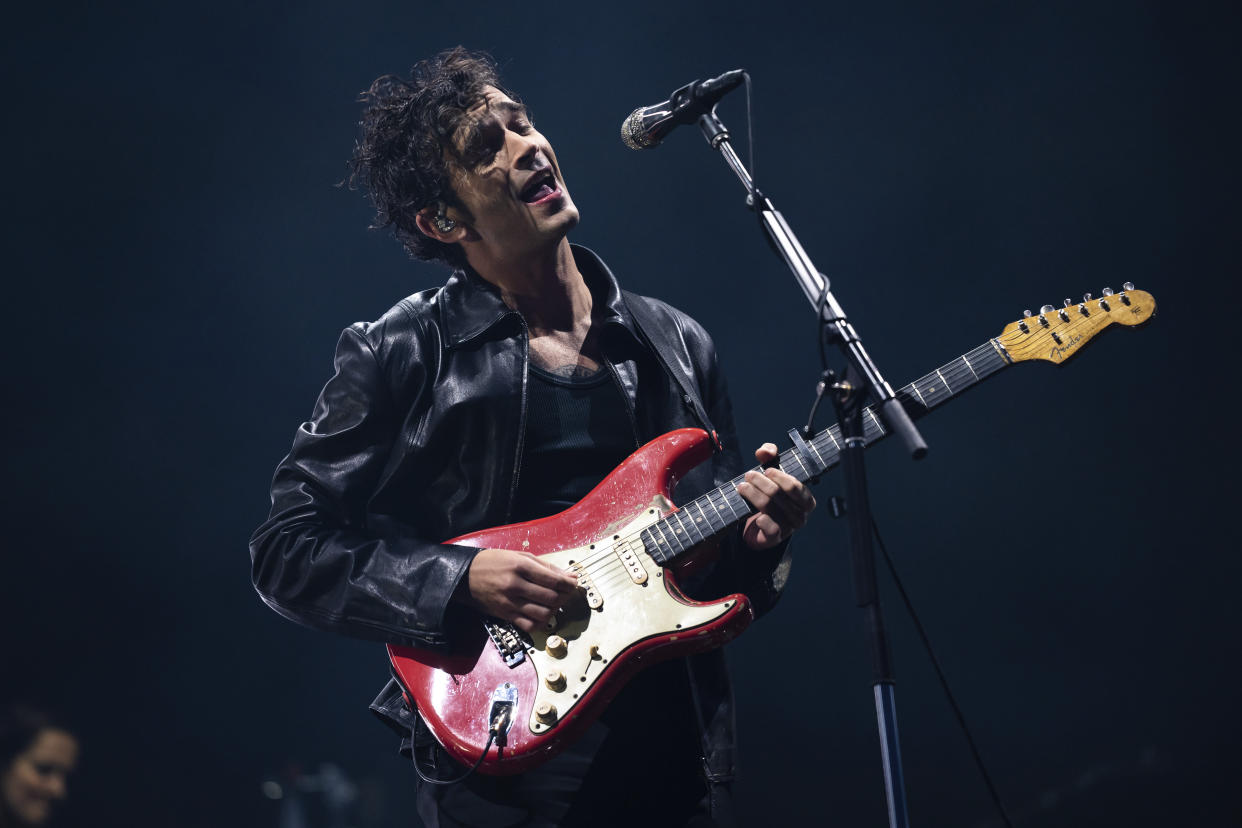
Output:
[489,701,514,747]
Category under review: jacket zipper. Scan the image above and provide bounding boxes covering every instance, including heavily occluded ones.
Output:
[503,317,531,524]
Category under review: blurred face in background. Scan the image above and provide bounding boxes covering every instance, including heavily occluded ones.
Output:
[1,728,77,825]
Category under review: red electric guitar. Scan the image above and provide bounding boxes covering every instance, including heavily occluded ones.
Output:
[387,286,1156,775]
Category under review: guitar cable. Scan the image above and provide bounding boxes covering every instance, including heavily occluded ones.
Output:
[412,706,510,786]
[871,517,1017,828]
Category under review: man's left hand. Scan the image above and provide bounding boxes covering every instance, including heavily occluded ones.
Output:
[737,442,817,551]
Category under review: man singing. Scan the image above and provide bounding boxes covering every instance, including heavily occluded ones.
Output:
[251,48,816,827]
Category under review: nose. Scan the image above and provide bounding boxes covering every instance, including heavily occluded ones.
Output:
[45,773,67,799]
[510,130,543,170]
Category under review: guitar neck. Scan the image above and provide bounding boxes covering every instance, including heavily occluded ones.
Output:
[642,338,1012,564]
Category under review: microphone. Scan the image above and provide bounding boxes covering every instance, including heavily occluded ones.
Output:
[620,69,745,150]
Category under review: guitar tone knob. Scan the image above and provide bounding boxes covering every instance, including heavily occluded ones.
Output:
[546,635,567,658]
[545,670,566,691]
[535,702,558,724]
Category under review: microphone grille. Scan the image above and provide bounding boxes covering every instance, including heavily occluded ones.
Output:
[620,110,651,151]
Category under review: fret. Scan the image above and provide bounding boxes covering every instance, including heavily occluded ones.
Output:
[706,487,732,522]
[825,428,842,452]
[684,503,709,542]
[917,377,941,406]
[674,510,704,545]
[785,448,810,480]
[694,499,721,533]
[805,437,828,470]
[721,485,749,518]
[975,343,1009,377]
[864,408,886,441]
[961,353,979,381]
[652,520,678,557]
[641,527,668,564]
[649,336,1018,567]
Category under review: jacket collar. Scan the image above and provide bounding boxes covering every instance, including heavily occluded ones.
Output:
[438,243,640,348]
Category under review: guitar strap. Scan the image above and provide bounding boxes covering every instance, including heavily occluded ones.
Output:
[622,291,723,452]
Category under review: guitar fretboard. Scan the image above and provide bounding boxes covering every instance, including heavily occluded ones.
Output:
[641,340,1011,564]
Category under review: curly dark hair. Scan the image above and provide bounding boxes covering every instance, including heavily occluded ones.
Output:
[348,47,517,269]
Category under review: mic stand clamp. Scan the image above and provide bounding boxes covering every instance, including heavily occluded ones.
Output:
[697,105,921,828]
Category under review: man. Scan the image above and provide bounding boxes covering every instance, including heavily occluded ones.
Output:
[250,48,816,827]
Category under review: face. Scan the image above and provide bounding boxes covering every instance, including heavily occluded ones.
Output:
[1,729,77,826]
[443,87,579,264]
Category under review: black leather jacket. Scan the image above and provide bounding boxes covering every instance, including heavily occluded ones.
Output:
[250,245,790,782]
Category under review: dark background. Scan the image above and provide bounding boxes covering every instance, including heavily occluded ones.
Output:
[4,1,1238,825]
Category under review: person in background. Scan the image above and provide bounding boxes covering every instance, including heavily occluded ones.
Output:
[0,705,77,828]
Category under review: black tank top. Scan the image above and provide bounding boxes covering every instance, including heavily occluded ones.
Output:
[509,363,635,522]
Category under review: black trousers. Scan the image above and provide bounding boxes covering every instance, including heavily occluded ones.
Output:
[415,661,736,828]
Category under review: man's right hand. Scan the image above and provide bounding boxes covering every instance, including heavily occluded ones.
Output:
[462,548,579,633]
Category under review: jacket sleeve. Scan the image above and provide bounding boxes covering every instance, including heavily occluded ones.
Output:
[249,324,477,647]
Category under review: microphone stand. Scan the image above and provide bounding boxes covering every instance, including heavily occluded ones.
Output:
[697,107,925,828]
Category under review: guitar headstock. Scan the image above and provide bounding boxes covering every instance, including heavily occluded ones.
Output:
[997,283,1156,364]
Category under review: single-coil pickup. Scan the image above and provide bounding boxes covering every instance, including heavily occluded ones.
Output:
[571,563,603,609]
[613,538,649,584]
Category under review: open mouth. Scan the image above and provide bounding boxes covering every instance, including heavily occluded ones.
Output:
[519,169,559,204]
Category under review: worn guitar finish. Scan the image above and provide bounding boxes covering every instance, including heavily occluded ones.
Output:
[388,286,1156,775]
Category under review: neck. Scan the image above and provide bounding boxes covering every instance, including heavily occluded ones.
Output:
[469,238,592,333]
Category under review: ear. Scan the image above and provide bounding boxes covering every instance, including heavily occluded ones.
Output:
[414,206,470,244]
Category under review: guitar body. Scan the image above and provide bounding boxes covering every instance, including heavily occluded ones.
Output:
[387,428,754,775]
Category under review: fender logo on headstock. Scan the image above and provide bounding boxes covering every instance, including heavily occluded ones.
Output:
[1049,332,1084,361]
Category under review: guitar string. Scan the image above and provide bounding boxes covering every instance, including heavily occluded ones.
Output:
[562,347,1004,583]
[552,346,1020,607]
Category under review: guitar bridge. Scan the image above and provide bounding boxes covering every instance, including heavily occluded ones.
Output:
[484,619,529,668]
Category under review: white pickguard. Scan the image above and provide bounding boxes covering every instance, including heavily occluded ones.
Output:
[522,506,735,734]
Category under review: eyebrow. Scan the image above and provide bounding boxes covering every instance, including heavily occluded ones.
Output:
[490,100,527,118]
[456,100,530,159]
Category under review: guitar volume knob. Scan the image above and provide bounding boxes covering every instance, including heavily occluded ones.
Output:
[545,670,566,691]
[535,702,558,725]
[546,635,567,658]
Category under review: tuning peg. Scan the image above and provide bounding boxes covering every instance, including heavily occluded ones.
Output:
[1063,298,1072,307]
[1122,281,1134,291]
[1101,287,1114,297]
[1023,309,1033,318]
[1040,304,1055,314]
[1083,292,1092,301]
